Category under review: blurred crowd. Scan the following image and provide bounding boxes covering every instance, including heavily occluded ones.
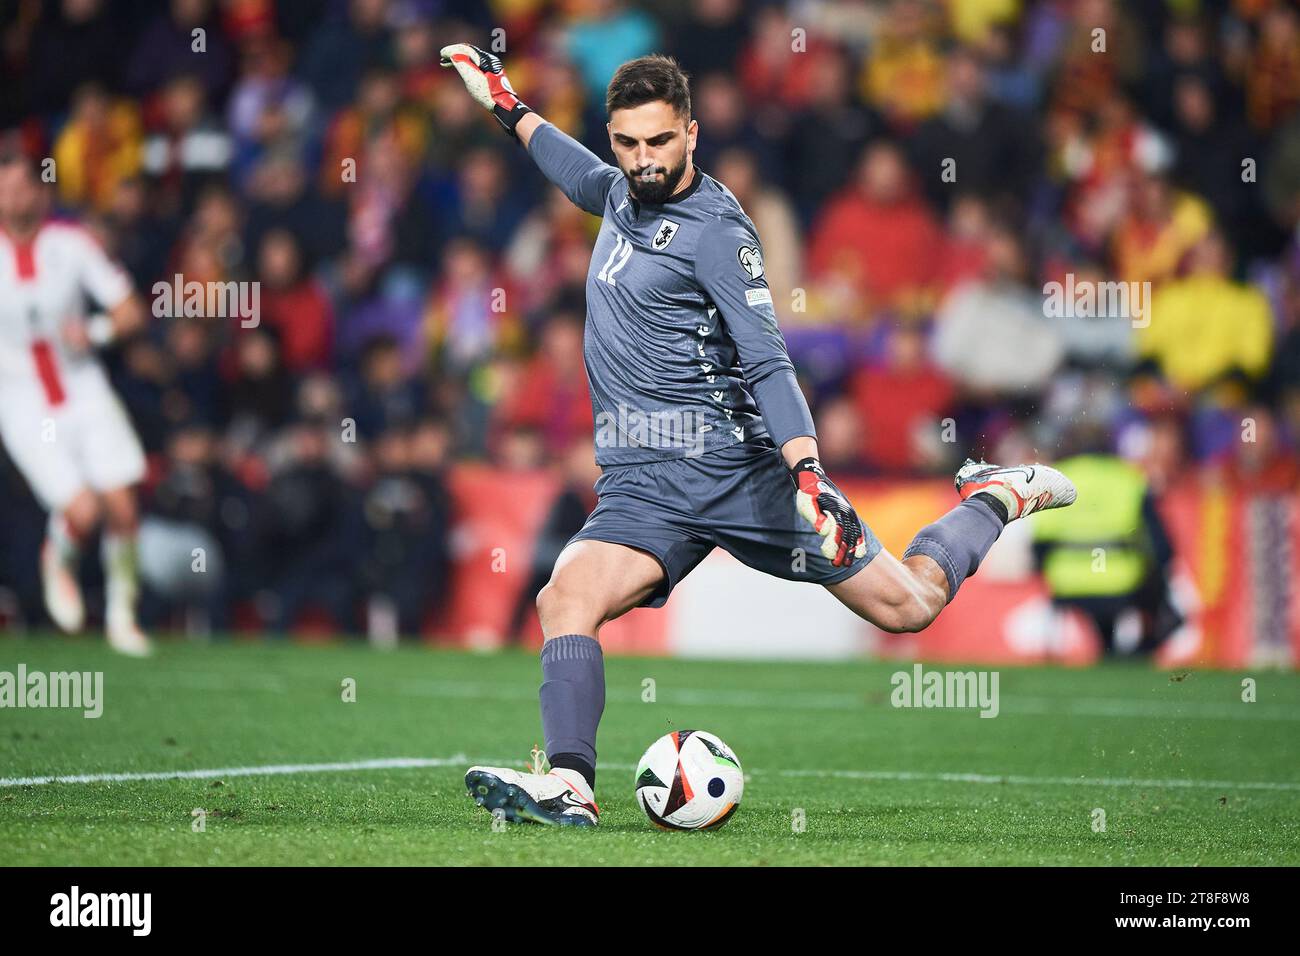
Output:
[2,0,1300,637]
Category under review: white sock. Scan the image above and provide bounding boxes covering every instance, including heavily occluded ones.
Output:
[102,532,140,628]
[47,512,82,565]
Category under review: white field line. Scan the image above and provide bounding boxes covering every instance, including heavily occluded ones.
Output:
[0,756,468,788]
[101,672,1300,722]
[3,756,1298,793]
[777,768,1300,792]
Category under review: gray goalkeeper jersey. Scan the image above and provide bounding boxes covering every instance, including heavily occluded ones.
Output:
[527,121,816,466]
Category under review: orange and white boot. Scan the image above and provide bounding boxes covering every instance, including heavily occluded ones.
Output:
[954,458,1077,521]
[41,538,85,633]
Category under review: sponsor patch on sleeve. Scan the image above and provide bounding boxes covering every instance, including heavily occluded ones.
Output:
[745,287,773,307]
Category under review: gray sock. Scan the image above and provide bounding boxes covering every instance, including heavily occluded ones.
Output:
[539,634,604,776]
[902,498,1004,602]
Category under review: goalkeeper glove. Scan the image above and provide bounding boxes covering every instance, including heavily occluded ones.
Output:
[791,457,869,568]
[439,43,532,140]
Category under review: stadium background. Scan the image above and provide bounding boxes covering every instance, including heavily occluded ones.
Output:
[0,0,1297,667]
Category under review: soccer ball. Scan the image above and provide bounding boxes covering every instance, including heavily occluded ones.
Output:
[634,730,743,830]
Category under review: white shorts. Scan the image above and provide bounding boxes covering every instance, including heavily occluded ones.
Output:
[0,373,147,511]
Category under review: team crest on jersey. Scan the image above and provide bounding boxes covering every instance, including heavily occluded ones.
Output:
[737,245,764,281]
[652,219,680,250]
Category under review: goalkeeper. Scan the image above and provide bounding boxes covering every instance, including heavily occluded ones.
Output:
[441,44,1077,827]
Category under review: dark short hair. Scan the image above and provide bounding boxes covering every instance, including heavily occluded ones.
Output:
[0,150,40,180]
[605,55,691,120]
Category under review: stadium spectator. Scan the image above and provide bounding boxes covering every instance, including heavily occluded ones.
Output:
[319,65,424,199]
[359,422,453,639]
[259,416,360,635]
[492,311,592,461]
[1040,259,1136,369]
[244,150,347,266]
[221,325,295,446]
[504,186,599,316]
[165,316,224,429]
[52,83,142,213]
[23,0,124,116]
[1244,3,1300,133]
[1212,402,1300,494]
[933,193,992,293]
[907,45,1040,214]
[564,0,660,102]
[860,0,947,126]
[849,323,954,474]
[425,236,522,376]
[689,73,778,182]
[669,0,747,82]
[331,127,439,308]
[781,45,879,226]
[138,421,251,632]
[807,140,943,315]
[257,228,334,372]
[126,0,234,103]
[227,35,318,189]
[346,334,426,442]
[809,396,870,477]
[1140,15,1217,132]
[1048,0,1144,117]
[1139,232,1274,392]
[932,225,1064,394]
[436,145,527,254]
[297,0,394,113]
[1110,171,1213,288]
[1167,71,1261,255]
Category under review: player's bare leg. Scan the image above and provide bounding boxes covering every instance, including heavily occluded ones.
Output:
[828,458,1078,632]
[535,539,665,639]
[42,488,99,633]
[466,540,665,826]
[826,549,950,633]
[100,485,152,657]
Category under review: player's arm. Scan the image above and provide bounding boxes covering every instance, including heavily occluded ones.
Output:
[103,293,146,339]
[440,43,618,216]
[696,215,868,567]
[65,229,144,350]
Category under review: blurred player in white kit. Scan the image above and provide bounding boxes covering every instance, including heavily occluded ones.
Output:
[0,153,152,656]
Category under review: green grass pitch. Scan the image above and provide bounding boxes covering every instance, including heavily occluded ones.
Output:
[1,637,1297,866]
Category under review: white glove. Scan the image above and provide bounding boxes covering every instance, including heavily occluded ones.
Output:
[439,43,532,139]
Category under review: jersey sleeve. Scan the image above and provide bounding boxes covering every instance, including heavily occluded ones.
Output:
[70,229,133,310]
[694,214,816,448]
[526,121,621,217]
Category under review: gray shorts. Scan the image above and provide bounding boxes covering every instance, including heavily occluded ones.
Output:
[569,438,882,608]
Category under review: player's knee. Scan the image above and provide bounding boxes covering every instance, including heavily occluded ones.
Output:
[63,494,100,538]
[898,597,938,633]
[536,577,595,633]
[872,580,939,634]
[535,580,558,618]
[102,491,138,534]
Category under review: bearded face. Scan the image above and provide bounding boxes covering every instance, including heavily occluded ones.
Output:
[608,100,697,205]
